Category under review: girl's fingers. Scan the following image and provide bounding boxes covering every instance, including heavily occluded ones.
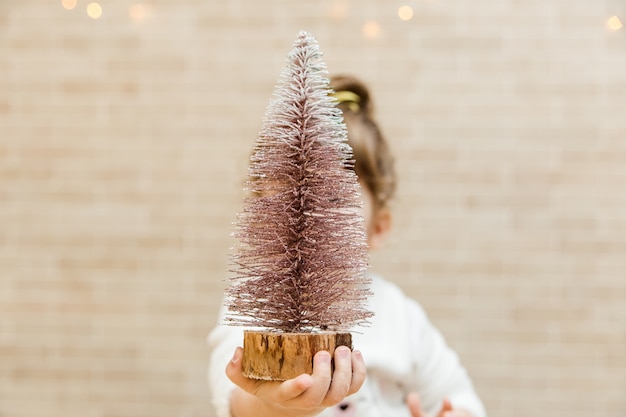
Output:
[271,373,315,402]
[288,350,333,408]
[225,347,257,392]
[227,347,365,411]
[436,398,453,417]
[225,347,314,403]
[406,392,427,417]
[348,349,366,396]
[322,346,354,406]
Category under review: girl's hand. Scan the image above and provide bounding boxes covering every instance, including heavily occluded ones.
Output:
[226,346,366,417]
[406,393,474,417]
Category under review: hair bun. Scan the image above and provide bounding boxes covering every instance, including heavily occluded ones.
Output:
[330,74,374,118]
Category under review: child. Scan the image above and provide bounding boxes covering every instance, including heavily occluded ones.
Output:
[207,75,487,417]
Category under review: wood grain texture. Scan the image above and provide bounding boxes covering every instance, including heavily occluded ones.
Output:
[242,330,353,381]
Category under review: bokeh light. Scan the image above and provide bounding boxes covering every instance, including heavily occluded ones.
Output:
[362,20,382,39]
[87,2,103,19]
[61,0,77,10]
[398,5,414,21]
[129,4,151,22]
[607,16,623,31]
[329,1,348,21]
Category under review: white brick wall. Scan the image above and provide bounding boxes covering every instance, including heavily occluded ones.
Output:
[1,1,625,416]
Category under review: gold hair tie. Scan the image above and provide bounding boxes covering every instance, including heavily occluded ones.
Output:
[332,90,361,112]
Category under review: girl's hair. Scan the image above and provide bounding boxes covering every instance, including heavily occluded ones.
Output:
[330,75,396,210]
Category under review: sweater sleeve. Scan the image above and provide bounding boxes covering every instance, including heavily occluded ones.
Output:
[406,300,487,417]
[207,305,242,417]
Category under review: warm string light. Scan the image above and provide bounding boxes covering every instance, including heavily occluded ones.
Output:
[129,4,151,22]
[607,16,623,31]
[86,2,103,19]
[362,20,382,39]
[61,0,77,10]
[59,2,617,33]
[329,0,348,21]
[61,1,153,22]
[398,5,414,21]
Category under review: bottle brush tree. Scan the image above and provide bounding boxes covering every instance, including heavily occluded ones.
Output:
[224,31,372,380]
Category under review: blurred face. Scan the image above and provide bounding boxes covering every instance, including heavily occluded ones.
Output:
[358,180,391,251]
[358,181,375,237]
[254,178,389,250]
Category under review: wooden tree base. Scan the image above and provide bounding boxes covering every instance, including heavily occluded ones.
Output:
[242,330,352,381]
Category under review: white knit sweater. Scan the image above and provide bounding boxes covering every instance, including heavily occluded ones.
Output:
[207,275,487,417]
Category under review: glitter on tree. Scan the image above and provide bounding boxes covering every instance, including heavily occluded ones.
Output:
[225,31,372,334]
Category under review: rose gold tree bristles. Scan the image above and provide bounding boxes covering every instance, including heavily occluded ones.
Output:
[223,31,372,379]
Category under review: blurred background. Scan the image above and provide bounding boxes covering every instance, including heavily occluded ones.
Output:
[1,1,625,416]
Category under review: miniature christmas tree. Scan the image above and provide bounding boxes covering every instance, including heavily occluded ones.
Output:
[225,31,372,380]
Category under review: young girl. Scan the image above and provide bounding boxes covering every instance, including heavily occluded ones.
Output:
[207,75,487,417]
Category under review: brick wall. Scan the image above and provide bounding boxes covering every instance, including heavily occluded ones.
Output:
[1,1,625,416]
